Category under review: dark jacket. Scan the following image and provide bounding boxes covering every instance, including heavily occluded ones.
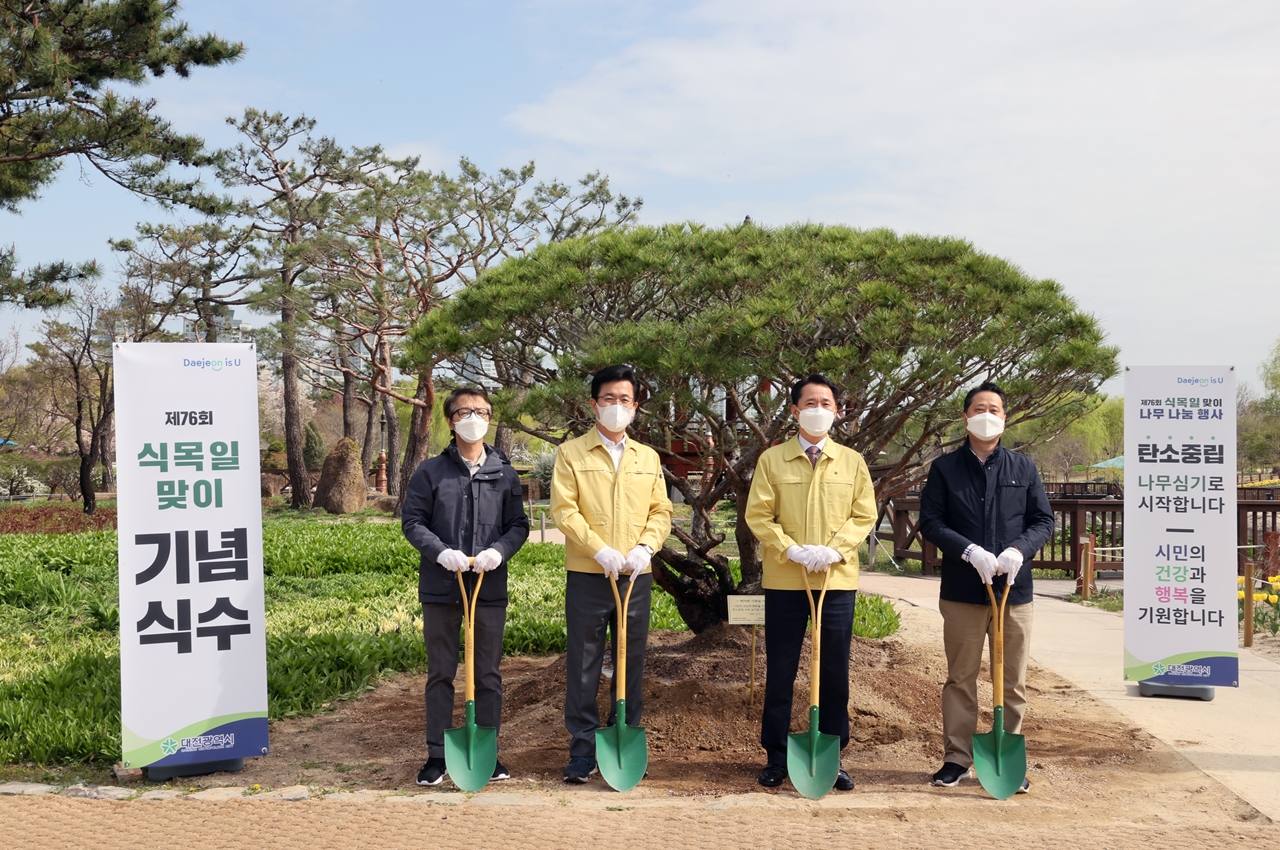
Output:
[918,439,1054,606]
[401,442,530,606]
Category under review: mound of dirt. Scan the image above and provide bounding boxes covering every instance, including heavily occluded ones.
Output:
[215,621,1171,797]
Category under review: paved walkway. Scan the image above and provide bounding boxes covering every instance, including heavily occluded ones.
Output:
[860,571,1280,822]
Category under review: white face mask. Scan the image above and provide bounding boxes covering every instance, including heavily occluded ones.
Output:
[966,411,1005,441]
[797,407,835,437]
[453,414,489,445]
[596,403,634,432]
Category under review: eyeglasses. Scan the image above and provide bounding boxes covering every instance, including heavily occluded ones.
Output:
[597,395,635,406]
[451,408,492,421]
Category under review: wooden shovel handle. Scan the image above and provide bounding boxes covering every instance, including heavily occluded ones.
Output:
[608,574,637,703]
[985,582,1011,710]
[457,559,484,703]
[800,568,831,708]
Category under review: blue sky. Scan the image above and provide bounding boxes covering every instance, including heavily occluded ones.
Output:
[4,0,1278,393]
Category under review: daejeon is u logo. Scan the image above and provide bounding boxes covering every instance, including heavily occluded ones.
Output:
[160,737,180,756]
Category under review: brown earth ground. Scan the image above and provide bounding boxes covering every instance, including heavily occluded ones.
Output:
[4,614,1278,848]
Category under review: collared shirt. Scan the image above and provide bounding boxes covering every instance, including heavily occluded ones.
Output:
[597,429,626,471]
[460,447,488,477]
[797,433,828,456]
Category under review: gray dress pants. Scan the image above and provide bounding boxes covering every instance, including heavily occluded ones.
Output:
[422,601,506,758]
[564,571,652,760]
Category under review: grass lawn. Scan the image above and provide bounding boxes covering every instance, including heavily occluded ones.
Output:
[0,503,897,766]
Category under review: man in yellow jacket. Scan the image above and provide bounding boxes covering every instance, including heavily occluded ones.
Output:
[551,364,673,784]
[745,373,878,792]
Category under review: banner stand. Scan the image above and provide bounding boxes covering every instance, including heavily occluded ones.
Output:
[146,758,244,781]
[1137,681,1214,701]
[114,343,270,776]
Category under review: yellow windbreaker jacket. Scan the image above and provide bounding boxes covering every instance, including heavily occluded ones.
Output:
[744,436,878,591]
[550,429,673,574]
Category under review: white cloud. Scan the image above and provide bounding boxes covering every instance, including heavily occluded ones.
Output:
[382,142,458,173]
[506,0,1280,388]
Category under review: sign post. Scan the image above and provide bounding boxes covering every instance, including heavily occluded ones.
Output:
[1123,365,1237,699]
[114,343,269,777]
[727,595,766,706]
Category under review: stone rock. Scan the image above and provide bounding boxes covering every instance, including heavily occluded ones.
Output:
[313,438,367,514]
[59,784,133,800]
[94,786,138,801]
[0,782,54,796]
[261,473,288,497]
[371,495,398,514]
[137,789,184,801]
[60,784,97,798]
[186,786,248,801]
[323,789,394,802]
[254,785,311,801]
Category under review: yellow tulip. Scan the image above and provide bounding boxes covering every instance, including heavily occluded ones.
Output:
[1270,595,1279,605]
[1238,590,1245,599]
[1237,576,1245,584]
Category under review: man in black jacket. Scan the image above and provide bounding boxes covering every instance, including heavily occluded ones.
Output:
[918,382,1054,793]
[401,386,529,787]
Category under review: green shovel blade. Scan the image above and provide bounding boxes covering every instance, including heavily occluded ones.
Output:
[596,698,648,792]
[972,705,1027,800]
[786,705,841,800]
[444,701,497,792]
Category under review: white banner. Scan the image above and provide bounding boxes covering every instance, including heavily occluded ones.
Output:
[114,343,268,767]
[1123,365,1237,686]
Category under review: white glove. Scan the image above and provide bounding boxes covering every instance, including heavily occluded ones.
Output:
[786,545,808,565]
[997,547,1024,584]
[473,548,503,573]
[623,545,652,580]
[594,546,625,580]
[801,545,842,573]
[438,548,470,573]
[964,545,998,585]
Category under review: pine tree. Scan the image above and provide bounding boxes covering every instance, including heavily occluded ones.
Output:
[1,0,242,305]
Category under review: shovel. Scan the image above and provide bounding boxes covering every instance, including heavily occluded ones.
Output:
[596,573,648,791]
[443,560,498,792]
[972,582,1027,800]
[786,568,841,800]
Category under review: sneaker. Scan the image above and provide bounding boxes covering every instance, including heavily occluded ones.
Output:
[833,768,854,791]
[930,762,972,787]
[492,760,511,781]
[416,757,447,786]
[563,756,597,784]
[757,763,787,787]
[1017,777,1030,794]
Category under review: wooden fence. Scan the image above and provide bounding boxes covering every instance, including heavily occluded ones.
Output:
[886,488,1280,579]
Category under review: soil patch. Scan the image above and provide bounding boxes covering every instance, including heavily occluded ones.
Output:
[177,620,1261,827]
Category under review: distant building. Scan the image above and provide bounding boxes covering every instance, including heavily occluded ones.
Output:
[183,309,254,343]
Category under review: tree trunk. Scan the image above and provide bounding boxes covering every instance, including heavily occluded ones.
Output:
[100,412,117,491]
[382,392,400,497]
[734,482,762,592]
[281,299,312,508]
[494,424,514,456]
[79,453,97,515]
[199,286,218,343]
[395,369,435,516]
[342,364,359,439]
